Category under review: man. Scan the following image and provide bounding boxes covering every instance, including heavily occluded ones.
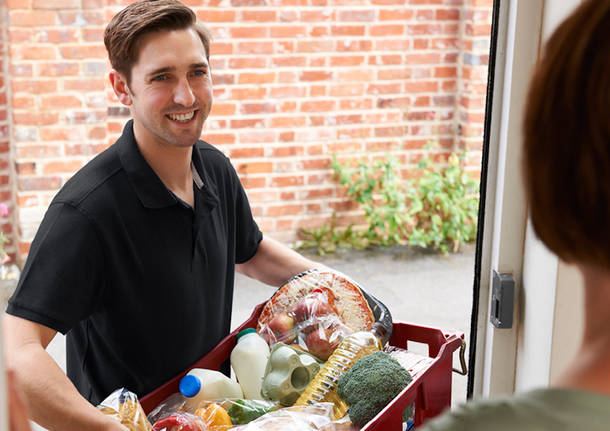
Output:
[422,0,610,430]
[3,1,322,429]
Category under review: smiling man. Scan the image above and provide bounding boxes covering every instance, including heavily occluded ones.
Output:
[3,1,322,430]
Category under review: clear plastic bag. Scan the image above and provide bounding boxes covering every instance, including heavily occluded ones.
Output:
[231,403,335,431]
[150,412,208,431]
[258,287,353,361]
[97,388,153,431]
[148,394,279,429]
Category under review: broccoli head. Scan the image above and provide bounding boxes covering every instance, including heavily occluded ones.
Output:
[337,350,412,427]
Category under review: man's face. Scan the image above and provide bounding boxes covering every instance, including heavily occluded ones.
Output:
[126,28,213,149]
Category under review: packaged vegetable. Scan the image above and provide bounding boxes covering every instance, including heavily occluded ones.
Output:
[231,403,334,431]
[97,388,153,431]
[151,412,207,431]
[226,399,278,425]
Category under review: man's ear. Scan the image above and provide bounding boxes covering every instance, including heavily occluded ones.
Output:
[109,69,132,106]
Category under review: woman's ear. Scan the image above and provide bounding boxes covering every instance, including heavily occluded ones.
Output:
[109,69,132,106]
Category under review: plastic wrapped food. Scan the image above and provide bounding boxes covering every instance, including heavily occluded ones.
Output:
[149,394,279,429]
[98,388,153,431]
[231,403,335,431]
[151,412,207,431]
[257,270,391,361]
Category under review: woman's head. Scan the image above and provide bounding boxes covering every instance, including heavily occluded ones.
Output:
[523,0,610,267]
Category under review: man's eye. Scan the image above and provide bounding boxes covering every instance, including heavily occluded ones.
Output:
[152,75,167,82]
[192,70,207,77]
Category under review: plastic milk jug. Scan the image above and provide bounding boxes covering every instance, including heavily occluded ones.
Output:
[179,368,243,409]
[230,328,270,399]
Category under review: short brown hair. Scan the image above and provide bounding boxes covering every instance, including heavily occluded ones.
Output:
[104,0,212,83]
[522,0,610,267]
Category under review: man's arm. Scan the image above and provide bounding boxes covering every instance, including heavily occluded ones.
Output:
[236,237,328,287]
[3,314,127,431]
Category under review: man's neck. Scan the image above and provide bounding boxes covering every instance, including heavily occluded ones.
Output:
[133,124,195,205]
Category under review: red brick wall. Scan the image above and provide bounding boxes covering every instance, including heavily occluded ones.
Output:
[0,2,16,262]
[4,0,492,264]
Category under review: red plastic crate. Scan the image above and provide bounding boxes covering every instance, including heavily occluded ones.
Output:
[140,303,464,429]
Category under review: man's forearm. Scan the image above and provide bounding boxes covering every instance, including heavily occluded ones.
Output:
[8,342,125,431]
[236,237,328,287]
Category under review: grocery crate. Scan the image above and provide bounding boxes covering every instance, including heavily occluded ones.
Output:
[140,302,464,429]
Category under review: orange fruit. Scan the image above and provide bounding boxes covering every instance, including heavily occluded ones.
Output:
[195,403,232,430]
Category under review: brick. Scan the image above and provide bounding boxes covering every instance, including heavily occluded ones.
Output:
[197,9,236,22]
[60,45,106,60]
[330,55,365,67]
[379,9,414,20]
[300,70,332,81]
[271,26,307,38]
[230,147,265,158]
[8,29,32,43]
[40,126,84,141]
[42,160,83,174]
[38,61,80,76]
[240,176,266,189]
[241,103,276,115]
[58,11,104,26]
[272,56,306,67]
[12,45,56,60]
[16,162,36,175]
[331,25,366,37]
[12,96,35,109]
[88,127,106,140]
[338,10,375,21]
[228,57,266,69]
[270,175,304,187]
[33,0,80,8]
[330,83,364,97]
[310,26,329,37]
[203,133,236,145]
[41,95,82,110]
[239,130,276,143]
[310,85,327,97]
[237,162,273,174]
[240,10,276,21]
[297,40,333,53]
[211,74,235,85]
[82,0,104,7]
[63,78,105,91]
[437,8,461,20]
[230,26,268,38]
[13,112,59,126]
[230,118,265,128]
[406,53,441,64]
[270,116,306,128]
[267,204,303,217]
[18,176,61,191]
[300,100,335,113]
[9,11,56,27]
[211,42,233,55]
[337,70,372,82]
[378,69,411,80]
[271,146,304,157]
[6,0,31,8]
[336,39,372,52]
[371,24,405,36]
[308,56,327,67]
[367,83,401,94]
[301,10,333,22]
[231,87,267,99]
[237,42,274,55]
[210,103,236,116]
[11,63,33,77]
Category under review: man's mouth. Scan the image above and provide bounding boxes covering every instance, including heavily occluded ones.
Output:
[166,110,196,123]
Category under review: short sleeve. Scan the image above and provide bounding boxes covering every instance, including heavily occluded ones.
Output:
[229,165,263,264]
[6,203,105,334]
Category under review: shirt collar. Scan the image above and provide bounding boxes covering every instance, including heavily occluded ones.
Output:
[116,120,218,211]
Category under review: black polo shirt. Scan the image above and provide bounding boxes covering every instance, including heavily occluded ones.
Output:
[7,120,262,404]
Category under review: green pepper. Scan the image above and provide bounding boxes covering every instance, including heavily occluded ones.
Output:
[227,399,277,425]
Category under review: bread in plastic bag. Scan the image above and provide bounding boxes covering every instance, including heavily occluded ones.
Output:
[97,388,153,431]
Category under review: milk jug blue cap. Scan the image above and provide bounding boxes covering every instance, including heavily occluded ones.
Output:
[237,328,256,339]
[179,374,201,398]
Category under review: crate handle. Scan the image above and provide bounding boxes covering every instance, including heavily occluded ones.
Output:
[452,339,468,376]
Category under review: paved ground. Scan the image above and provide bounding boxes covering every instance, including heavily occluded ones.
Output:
[36,244,475,430]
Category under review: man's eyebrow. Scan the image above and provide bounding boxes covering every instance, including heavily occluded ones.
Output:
[146,66,175,77]
[190,63,209,69]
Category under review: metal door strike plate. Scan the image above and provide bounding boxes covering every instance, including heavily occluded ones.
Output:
[490,270,514,329]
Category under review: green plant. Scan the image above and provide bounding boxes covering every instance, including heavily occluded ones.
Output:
[407,151,479,253]
[297,148,479,255]
[330,154,412,246]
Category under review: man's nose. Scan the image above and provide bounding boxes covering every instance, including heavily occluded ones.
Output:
[173,78,195,107]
